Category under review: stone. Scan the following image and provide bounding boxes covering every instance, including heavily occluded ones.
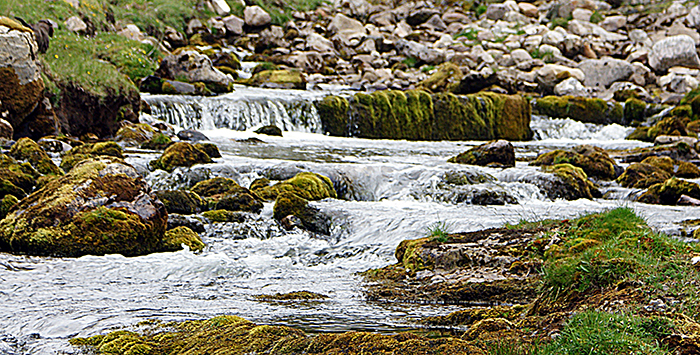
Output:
[649,35,700,73]
[395,40,444,65]
[485,4,508,20]
[65,16,87,34]
[156,50,233,93]
[155,190,207,215]
[244,6,271,27]
[273,192,331,234]
[554,77,588,97]
[0,118,12,139]
[306,33,335,54]
[535,64,586,92]
[341,0,370,18]
[245,70,306,90]
[686,6,700,29]
[164,26,187,48]
[186,19,207,36]
[571,8,593,21]
[329,13,366,47]
[222,15,244,36]
[424,14,447,31]
[578,57,633,88]
[255,125,282,136]
[518,3,538,18]
[510,49,532,63]
[407,8,441,26]
[658,72,699,93]
[118,24,142,41]
[600,15,626,32]
[149,142,214,172]
[210,0,230,16]
[448,140,515,168]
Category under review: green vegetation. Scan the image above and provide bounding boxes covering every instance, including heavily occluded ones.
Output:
[426,221,451,243]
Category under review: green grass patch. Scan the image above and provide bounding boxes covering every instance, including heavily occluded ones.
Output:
[425,221,452,243]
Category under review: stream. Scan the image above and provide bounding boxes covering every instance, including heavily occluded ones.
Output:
[2,87,700,354]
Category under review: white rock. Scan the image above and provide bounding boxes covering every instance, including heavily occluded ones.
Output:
[244,5,271,27]
[666,2,688,19]
[65,16,87,34]
[306,33,335,53]
[330,13,367,46]
[600,15,626,32]
[536,64,586,90]
[118,24,142,41]
[542,30,565,47]
[539,44,561,57]
[554,77,588,96]
[658,72,699,93]
[222,15,244,36]
[578,57,634,88]
[654,135,698,146]
[572,8,593,21]
[649,35,700,73]
[210,0,230,16]
[686,6,700,28]
[510,48,531,63]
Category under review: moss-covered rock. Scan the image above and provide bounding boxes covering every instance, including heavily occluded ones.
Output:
[417,62,463,93]
[0,194,18,219]
[194,142,221,158]
[317,95,349,137]
[256,291,329,300]
[533,96,625,125]
[141,133,172,150]
[149,142,213,172]
[201,209,245,223]
[624,98,647,124]
[244,69,306,90]
[615,142,699,163]
[254,125,283,137]
[155,190,207,215]
[531,145,619,180]
[114,123,155,145]
[638,177,700,205]
[161,226,204,252]
[641,156,700,178]
[0,159,168,257]
[543,164,601,200]
[0,154,39,197]
[617,163,672,189]
[253,172,336,201]
[210,187,263,214]
[647,116,689,140]
[448,140,515,168]
[349,90,435,140]
[9,138,62,176]
[273,192,330,234]
[626,126,652,142]
[191,177,240,197]
[60,142,124,172]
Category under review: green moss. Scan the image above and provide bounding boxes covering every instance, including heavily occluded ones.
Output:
[243,70,306,90]
[202,209,245,223]
[161,226,204,252]
[141,133,172,150]
[626,126,652,142]
[647,116,689,140]
[60,142,124,172]
[544,163,600,200]
[149,142,213,172]
[638,177,700,205]
[9,138,62,176]
[191,177,240,197]
[417,62,463,93]
[115,124,155,143]
[210,187,263,213]
[671,105,693,118]
[155,190,206,215]
[253,172,336,201]
[531,146,617,180]
[617,163,671,189]
[624,98,647,123]
[317,96,350,137]
[0,194,19,219]
[533,96,624,125]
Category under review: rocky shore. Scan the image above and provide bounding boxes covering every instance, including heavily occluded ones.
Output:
[3,0,700,353]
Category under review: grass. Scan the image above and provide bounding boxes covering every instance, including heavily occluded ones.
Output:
[426,221,452,243]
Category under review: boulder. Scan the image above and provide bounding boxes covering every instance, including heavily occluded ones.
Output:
[244,6,271,27]
[222,15,244,36]
[448,140,515,168]
[638,177,700,205]
[209,0,230,16]
[0,18,44,132]
[329,13,366,47]
[157,50,233,93]
[0,153,40,198]
[255,125,282,136]
[252,172,337,201]
[396,39,444,65]
[578,57,633,88]
[535,64,585,92]
[150,142,213,172]
[0,118,12,139]
[155,190,207,215]
[9,137,62,176]
[191,177,240,197]
[531,145,619,180]
[418,62,462,93]
[617,163,672,189]
[65,16,87,34]
[161,226,204,252]
[0,159,169,257]
[177,129,209,141]
[60,142,124,172]
[649,35,700,73]
[245,70,305,90]
[201,209,245,223]
[273,192,331,234]
[141,133,172,151]
[114,123,155,145]
[194,142,220,158]
[533,96,624,125]
[553,78,588,97]
[542,164,601,200]
[210,187,263,213]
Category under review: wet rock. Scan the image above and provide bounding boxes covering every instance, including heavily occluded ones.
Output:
[649,35,700,73]
[0,153,39,198]
[533,96,624,125]
[448,140,515,168]
[615,142,700,163]
[654,135,698,147]
[210,187,263,214]
[418,62,462,93]
[114,123,155,146]
[578,57,633,89]
[201,209,245,223]
[678,194,700,206]
[254,125,282,136]
[617,163,672,189]
[157,50,233,93]
[161,226,204,252]
[244,6,271,27]
[245,70,305,90]
[155,190,207,215]
[60,142,124,172]
[253,172,337,201]
[0,119,12,140]
[256,290,328,300]
[638,177,700,205]
[177,129,209,142]
[0,159,168,257]
[194,142,220,158]
[150,142,213,172]
[532,145,619,180]
[9,137,62,176]
[273,192,331,234]
[141,133,172,150]
[167,213,206,233]
[191,177,240,197]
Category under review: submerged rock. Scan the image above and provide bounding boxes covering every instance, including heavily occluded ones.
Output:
[150,142,213,172]
[0,159,169,257]
[542,163,601,200]
[448,140,515,168]
[273,192,331,234]
[254,125,283,136]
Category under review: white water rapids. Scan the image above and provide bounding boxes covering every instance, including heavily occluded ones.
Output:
[1,89,699,354]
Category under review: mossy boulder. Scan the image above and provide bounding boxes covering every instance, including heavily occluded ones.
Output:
[615,142,699,163]
[448,140,515,168]
[253,172,337,201]
[141,133,172,150]
[0,154,40,198]
[531,145,619,180]
[0,194,18,219]
[194,142,221,158]
[114,123,155,145]
[417,62,463,93]
[533,96,625,125]
[617,163,672,189]
[149,142,213,172]
[317,95,350,137]
[60,142,124,172]
[245,69,306,90]
[543,164,601,200]
[256,291,329,300]
[161,226,204,252]
[201,209,245,223]
[0,159,169,257]
[9,138,62,176]
[254,125,283,137]
[191,177,240,197]
[647,116,689,141]
[209,187,264,214]
[155,190,207,215]
[641,156,700,178]
[638,177,700,205]
[624,98,648,123]
[348,90,434,140]
[273,192,331,234]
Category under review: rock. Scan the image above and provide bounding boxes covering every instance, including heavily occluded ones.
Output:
[0,18,44,132]
[252,172,337,201]
[448,140,515,168]
[306,33,335,54]
[9,137,62,176]
[649,35,700,73]
[114,123,155,146]
[485,3,509,20]
[510,49,532,63]
[533,96,624,125]
[245,70,305,90]
[396,39,445,65]
[0,153,40,198]
[418,62,462,93]
[64,16,87,34]
[654,135,698,147]
[535,64,586,92]
[155,190,207,215]
[532,145,619,180]
[142,133,172,151]
[157,50,233,93]
[638,177,700,205]
[407,8,441,26]
[273,192,331,234]
[0,159,168,257]
[0,119,12,139]
[329,13,366,47]
[161,226,204,252]
[600,15,626,32]
[194,142,220,159]
[167,213,206,232]
[542,163,601,200]
[209,0,230,16]
[571,8,593,21]
[210,187,263,213]
[118,24,142,41]
[60,142,124,172]
[578,57,633,88]
[150,142,214,172]
[678,194,700,206]
[222,15,244,36]
[518,3,538,17]
[201,209,245,223]
[244,6,271,27]
[191,177,240,197]
[554,77,588,97]
[617,163,672,189]
[164,26,187,48]
[177,129,209,141]
[686,6,700,29]
[255,125,282,136]
[615,142,699,163]
[658,72,699,93]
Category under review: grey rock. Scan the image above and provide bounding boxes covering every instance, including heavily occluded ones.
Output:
[244,5,271,27]
[329,13,366,47]
[65,16,87,34]
[554,77,588,97]
[223,15,244,36]
[157,50,233,89]
[578,57,633,88]
[649,35,700,73]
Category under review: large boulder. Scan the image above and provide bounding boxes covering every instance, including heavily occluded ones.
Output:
[157,50,233,93]
[60,142,124,172]
[577,57,633,89]
[531,145,619,180]
[273,192,331,234]
[10,137,62,176]
[617,163,672,189]
[150,142,214,172]
[0,18,44,133]
[448,140,515,168]
[0,159,169,257]
[155,190,207,215]
[191,177,240,197]
[542,164,601,200]
[533,96,624,125]
[649,35,700,73]
[252,172,337,201]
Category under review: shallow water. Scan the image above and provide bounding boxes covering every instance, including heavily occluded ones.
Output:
[2,93,698,354]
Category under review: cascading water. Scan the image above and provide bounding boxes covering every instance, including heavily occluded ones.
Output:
[1,100,698,354]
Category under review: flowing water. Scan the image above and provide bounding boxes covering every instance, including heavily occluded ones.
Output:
[2,88,700,354]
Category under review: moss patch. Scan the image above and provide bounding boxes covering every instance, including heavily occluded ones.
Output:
[533,96,624,125]
[253,172,336,201]
[161,226,204,252]
[10,138,62,176]
[149,142,213,172]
